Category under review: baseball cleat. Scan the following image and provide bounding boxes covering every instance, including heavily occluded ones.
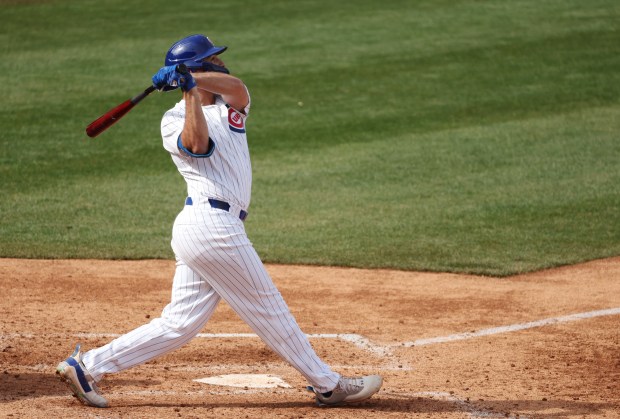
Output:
[308,375,383,406]
[56,344,108,408]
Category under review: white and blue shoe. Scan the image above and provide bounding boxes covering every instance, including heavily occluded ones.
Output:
[308,375,383,406]
[56,344,108,408]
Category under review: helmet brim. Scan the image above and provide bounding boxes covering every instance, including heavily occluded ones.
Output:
[193,46,227,62]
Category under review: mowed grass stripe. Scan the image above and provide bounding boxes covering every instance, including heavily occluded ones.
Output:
[0,0,618,275]
[249,105,620,275]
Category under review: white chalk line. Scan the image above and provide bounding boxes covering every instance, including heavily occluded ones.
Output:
[68,306,620,350]
[4,306,619,356]
[403,307,620,347]
[65,332,394,358]
[3,307,618,363]
[7,306,615,382]
[8,308,614,418]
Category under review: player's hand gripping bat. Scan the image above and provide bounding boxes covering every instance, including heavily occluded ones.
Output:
[85,64,189,138]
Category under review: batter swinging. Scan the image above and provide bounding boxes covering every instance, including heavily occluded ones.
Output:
[56,34,382,408]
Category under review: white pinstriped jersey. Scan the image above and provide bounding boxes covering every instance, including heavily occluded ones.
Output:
[161,94,252,210]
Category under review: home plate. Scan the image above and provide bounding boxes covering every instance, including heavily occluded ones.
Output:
[193,374,292,389]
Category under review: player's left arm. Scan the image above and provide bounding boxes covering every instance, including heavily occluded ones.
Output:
[190,55,249,113]
[192,71,249,113]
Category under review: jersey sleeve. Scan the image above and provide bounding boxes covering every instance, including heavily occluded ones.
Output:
[240,86,251,116]
[221,87,251,134]
[224,86,251,116]
[161,106,185,155]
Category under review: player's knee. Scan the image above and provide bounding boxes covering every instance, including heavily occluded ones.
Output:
[156,314,197,336]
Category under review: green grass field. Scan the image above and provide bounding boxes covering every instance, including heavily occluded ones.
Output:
[1,0,619,275]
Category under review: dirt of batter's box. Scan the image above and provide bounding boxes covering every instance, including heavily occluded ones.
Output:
[1,257,619,418]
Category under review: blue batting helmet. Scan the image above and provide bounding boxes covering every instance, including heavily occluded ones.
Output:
[164,34,227,67]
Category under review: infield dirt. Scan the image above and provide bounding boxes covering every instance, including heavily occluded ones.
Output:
[1,258,619,418]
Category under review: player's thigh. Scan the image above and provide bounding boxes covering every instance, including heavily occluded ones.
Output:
[161,258,221,328]
[173,220,282,306]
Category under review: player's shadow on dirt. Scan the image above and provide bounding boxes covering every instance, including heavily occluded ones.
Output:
[3,373,614,417]
[136,397,615,417]
[0,372,161,401]
[0,372,64,401]
[366,397,616,417]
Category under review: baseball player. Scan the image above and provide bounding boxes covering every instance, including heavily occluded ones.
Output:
[56,34,382,408]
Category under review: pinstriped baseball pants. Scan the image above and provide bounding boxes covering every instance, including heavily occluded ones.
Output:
[82,205,340,393]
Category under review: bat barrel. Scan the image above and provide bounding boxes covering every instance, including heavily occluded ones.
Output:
[86,74,165,137]
[85,99,134,138]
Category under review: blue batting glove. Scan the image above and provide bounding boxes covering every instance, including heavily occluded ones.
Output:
[152,65,179,91]
[171,70,197,92]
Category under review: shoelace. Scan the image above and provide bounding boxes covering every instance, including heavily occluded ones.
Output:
[335,377,364,395]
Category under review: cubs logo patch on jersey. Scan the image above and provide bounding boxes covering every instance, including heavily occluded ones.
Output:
[228,107,245,133]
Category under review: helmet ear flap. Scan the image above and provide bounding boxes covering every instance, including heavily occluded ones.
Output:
[200,61,230,74]
[182,60,230,74]
[181,60,203,71]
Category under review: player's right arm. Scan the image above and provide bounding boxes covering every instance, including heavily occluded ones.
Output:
[181,88,212,155]
[153,65,212,156]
